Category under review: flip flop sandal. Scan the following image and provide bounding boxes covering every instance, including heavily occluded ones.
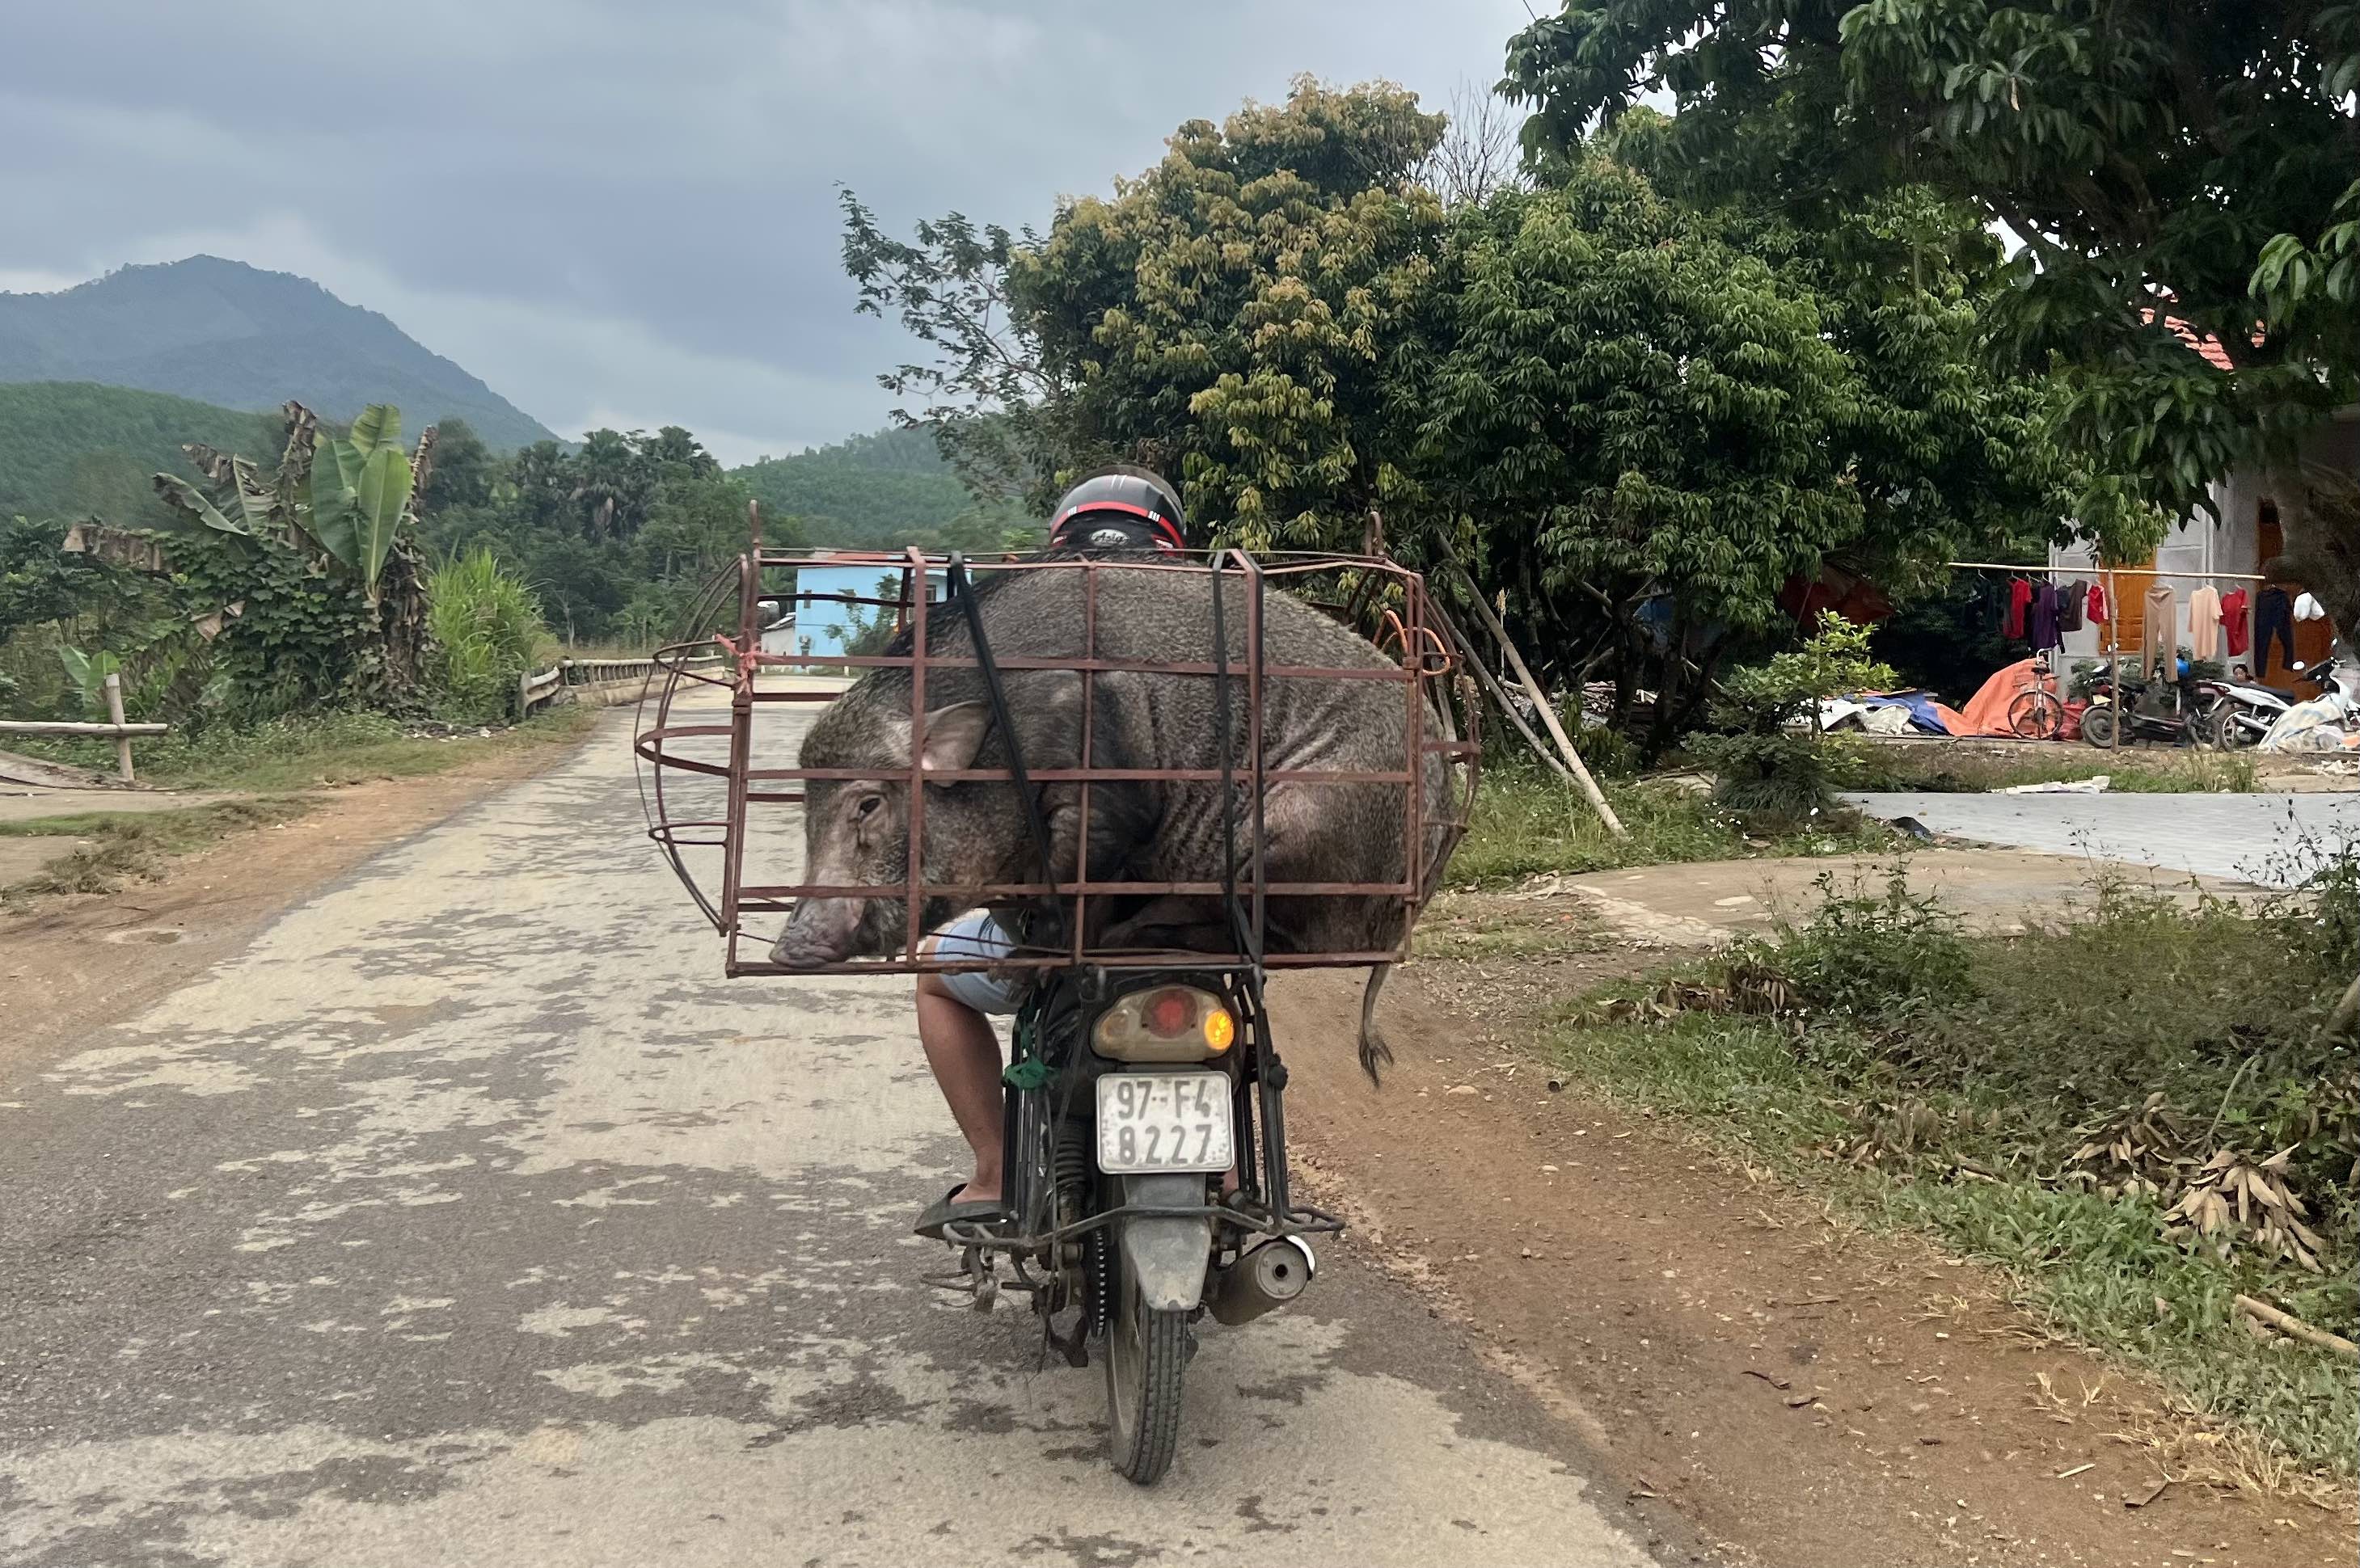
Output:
[914,1183,1007,1241]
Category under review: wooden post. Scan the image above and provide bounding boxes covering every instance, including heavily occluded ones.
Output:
[103,672,134,782]
[1438,542,1625,837]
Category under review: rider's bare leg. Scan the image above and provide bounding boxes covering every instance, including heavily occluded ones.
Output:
[914,967,1004,1207]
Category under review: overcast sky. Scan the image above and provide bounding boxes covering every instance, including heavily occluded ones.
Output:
[0,1,1540,465]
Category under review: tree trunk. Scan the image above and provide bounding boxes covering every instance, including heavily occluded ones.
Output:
[2271,466,2360,649]
[377,539,431,702]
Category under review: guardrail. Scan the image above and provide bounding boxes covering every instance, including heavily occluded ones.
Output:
[0,673,165,782]
[517,647,732,718]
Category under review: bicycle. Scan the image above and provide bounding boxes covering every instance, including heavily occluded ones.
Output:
[2007,651,2067,740]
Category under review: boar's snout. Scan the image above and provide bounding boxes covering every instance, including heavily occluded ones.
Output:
[769,897,864,969]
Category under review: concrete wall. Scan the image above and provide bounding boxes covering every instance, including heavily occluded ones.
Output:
[2049,410,2358,670]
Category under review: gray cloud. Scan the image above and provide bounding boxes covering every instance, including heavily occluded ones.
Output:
[1,0,1536,462]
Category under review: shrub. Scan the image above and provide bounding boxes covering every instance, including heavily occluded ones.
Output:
[424,548,547,724]
[1690,616,1895,830]
[1750,863,1978,1019]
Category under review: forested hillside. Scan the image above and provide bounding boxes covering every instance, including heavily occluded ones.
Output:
[734,424,1029,549]
[0,257,556,450]
[0,381,281,522]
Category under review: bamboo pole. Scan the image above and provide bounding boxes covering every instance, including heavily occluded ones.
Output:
[1442,613,1572,783]
[103,672,133,782]
[2235,1294,2359,1359]
[1436,542,1625,837]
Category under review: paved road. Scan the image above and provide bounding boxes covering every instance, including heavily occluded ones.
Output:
[1843,790,2359,887]
[1,712,1659,1568]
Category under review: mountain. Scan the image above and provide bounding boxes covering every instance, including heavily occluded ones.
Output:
[0,381,282,523]
[0,256,556,451]
[733,425,1032,549]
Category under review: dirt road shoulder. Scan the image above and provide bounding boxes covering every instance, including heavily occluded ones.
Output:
[3,720,595,1076]
[1272,956,2352,1568]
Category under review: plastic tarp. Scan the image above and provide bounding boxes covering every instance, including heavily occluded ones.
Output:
[1955,658,2047,738]
[2259,693,2360,752]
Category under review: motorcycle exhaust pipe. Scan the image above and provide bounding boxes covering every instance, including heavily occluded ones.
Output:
[1206,1237,1315,1326]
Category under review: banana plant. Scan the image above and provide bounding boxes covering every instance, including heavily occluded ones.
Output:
[55,647,125,717]
[306,403,415,604]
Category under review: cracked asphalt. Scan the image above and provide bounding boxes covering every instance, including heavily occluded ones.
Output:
[1,709,1664,1568]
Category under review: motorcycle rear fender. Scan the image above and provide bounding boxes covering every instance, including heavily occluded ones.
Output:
[1115,1173,1213,1313]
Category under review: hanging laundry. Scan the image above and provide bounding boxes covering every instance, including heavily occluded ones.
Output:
[2004,578,2033,639]
[2256,586,2295,679]
[2295,591,2327,622]
[2141,584,2176,676]
[2219,588,2249,657]
[2059,580,2085,633]
[2030,583,2063,649]
[2086,581,2109,623]
[2187,584,2223,661]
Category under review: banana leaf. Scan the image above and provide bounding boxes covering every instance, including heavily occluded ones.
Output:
[348,404,401,457]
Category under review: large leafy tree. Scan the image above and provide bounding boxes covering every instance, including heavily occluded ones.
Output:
[1395,155,2073,745]
[843,76,1450,546]
[1502,0,2360,630]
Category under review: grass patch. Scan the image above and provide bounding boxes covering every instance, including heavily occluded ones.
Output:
[1,707,597,904]
[1547,854,2360,1478]
[1,798,315,904]
[1454,764,1896,885]
[1412,897,1608,961]
[1841,745,2261,795]
[12,706,597,793]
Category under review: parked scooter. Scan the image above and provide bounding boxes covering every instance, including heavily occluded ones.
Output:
[2200,671,2295,749]
[2079,660,2214,748]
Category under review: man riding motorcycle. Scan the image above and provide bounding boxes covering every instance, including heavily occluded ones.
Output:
[910,466,1189,1239]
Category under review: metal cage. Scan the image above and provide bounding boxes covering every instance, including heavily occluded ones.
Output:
[635,512,1478,980]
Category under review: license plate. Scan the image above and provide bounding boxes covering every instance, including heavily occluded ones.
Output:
[1096,1072,1233,1174]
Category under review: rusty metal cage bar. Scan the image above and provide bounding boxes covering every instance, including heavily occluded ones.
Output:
[635,533,1481,978]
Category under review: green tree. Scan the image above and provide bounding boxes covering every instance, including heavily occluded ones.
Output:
[842,76,1452,547]
[420,416,498,514]
[1394,157,2073,747]
[1503,0,2360,630]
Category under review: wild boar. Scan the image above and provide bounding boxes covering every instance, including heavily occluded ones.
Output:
[767,561,1460,1078]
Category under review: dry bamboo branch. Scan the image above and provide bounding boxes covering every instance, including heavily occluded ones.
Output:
[2233,1294,2358,1359]
[1442,615,1572,782]
[1436,542,1625,837]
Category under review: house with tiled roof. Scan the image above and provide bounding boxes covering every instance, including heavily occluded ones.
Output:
[2048,318,2353,685]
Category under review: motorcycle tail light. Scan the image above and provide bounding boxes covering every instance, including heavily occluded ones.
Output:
[1095,986,1233,1062]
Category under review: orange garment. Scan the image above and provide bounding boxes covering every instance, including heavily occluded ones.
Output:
[1956,658,2048,737]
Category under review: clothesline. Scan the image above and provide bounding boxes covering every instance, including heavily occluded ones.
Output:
[1943,560,2270,582]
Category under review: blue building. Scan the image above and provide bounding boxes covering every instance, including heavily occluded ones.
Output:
[759,559,944,662]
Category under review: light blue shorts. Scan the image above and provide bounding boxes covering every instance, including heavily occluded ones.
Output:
[927,908,1022,1014]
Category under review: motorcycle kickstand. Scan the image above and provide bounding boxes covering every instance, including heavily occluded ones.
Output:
[920,1244,1000,1313]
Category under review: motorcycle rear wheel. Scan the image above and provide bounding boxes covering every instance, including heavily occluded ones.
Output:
[2210,702,2257,750]
[1104,1262,1188,1484]
[2079,706,2117,748]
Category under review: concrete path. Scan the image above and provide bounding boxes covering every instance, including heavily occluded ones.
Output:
[1842,790,2360,887]
[0,711,1659,1568]
[1549,849,2252,948]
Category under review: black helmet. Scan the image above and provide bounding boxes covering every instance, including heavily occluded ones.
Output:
[1047,465,1188,553]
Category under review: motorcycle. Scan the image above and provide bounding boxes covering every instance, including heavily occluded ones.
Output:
[2200,675,2292,750]
[2079,660,2216,748]
[936,958,1334,1484]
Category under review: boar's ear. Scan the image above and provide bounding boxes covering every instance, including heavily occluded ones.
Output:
[916,702,993,777]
